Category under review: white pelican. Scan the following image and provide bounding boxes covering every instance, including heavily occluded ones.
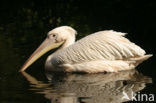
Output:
[20,26,152,73]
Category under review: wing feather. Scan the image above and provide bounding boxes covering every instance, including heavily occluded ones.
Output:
[52,30,146,64]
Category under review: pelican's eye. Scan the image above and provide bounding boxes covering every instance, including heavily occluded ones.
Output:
[49,33,57,39]
[52,34,56,37]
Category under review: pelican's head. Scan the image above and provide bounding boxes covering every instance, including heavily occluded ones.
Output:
[20,26,77,72]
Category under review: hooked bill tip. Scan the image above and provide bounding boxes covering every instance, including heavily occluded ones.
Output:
[19,64,27,72]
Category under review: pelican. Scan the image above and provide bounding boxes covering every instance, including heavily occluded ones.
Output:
[20,26,152,73]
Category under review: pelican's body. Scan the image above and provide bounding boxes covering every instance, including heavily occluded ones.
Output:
[20,26,152,73]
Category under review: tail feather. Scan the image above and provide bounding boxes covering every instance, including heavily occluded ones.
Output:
[130,54,153,66]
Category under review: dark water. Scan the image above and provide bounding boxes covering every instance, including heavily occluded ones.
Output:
[0,0,155,103]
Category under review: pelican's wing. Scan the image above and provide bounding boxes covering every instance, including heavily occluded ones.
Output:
[53,30,146,64]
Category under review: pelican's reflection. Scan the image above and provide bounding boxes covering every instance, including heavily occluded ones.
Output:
[21,70,152,103]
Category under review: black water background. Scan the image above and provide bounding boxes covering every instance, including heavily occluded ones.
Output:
[0,0,155,103]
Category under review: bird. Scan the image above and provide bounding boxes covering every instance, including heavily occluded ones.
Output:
[20,26,152,73]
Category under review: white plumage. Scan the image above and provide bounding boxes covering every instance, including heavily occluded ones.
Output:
[45,27,152,73]
[53,30,144,61]
[20,26,152,73]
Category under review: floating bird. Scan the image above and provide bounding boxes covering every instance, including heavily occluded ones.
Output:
[20,26,152,73]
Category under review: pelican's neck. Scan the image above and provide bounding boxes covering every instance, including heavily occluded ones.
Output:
[48,35,76,57]
[45,35,75,69]
[60,35,76,50]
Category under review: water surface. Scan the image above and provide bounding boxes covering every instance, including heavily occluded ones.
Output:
[0,0,155,103]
